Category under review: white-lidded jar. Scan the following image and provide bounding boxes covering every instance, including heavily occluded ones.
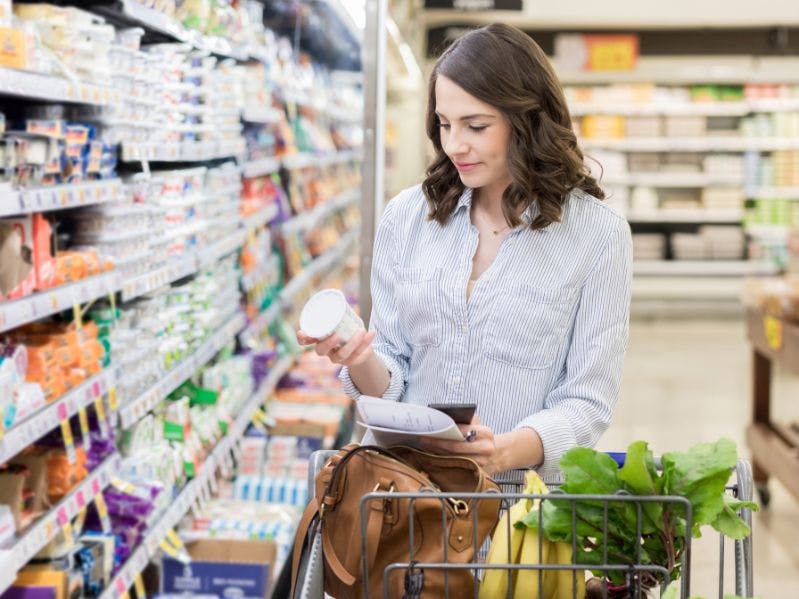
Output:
[300,288,365,343]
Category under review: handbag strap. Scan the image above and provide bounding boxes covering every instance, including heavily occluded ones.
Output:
[289,496,321,599]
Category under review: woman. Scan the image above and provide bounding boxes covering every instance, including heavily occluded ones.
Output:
[298,23,632,479]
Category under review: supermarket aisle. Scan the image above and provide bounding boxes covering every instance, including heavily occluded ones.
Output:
[598,318,799,597]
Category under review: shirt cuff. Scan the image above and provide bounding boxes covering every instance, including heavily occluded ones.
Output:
[338,349,405,402]
[515,410,575,482]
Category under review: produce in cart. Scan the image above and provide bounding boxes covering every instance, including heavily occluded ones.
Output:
[514,438,758,598]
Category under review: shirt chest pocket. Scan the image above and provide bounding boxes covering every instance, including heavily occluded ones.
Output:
[486,285,576,370]
[395,267,442,347]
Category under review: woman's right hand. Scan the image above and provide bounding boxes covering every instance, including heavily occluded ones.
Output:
[296,329,377,367]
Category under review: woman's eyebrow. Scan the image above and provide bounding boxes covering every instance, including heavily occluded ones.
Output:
[435,111,497,121]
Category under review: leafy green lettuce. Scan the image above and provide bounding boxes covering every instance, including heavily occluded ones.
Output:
[519,439,758,587]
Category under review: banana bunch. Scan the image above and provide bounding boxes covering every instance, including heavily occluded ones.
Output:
[479,471,586,599]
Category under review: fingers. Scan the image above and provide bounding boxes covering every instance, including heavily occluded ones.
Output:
[296,330,320,346]
[315,333,341,357]
[330,330,375,366]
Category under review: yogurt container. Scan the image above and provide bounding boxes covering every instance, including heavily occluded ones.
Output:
[299,289,365,343]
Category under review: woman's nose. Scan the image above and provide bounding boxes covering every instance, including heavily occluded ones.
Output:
[444,130,468,156]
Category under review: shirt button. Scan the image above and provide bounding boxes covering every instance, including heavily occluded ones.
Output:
[452,376,460,385]
[461,324,468,333]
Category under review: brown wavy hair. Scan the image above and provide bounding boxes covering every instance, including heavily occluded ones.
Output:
[422,23,604,230]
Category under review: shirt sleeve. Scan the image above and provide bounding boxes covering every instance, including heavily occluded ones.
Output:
[515,216,633,479]
[339,198,411,401]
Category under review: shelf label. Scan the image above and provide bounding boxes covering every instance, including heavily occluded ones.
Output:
[62,520,74,546]
[763,315,783,351]
[116,578,127,595]
[111,477,136,494]
[60,419,77,464]
[74,506,87,536]
[108,387,119,412]
[76,490,86,509]
[96,492,111,533]
[95,397,109,436]
[78,407,91,448]
[133,574,146,598]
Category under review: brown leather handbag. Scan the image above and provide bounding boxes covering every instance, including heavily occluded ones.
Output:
[291,444,502,599]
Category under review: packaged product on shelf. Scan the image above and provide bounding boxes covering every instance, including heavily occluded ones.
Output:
[181,498,298,572]
[160,538,276,599]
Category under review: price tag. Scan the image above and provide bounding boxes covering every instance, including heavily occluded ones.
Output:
[62,520,75,546]
[764,315,783,351]
[74,506,87,535]
[165,528,184,551]
[73,302,83,330]
[111,477,136,494]
[108,387,118,412]
[78,407,91,448]
[116,578,127,595]
[133,574,146,598]
[159,537,180,559]
[76,490,86,509]
[95,397,109,435]
[60,419,77,464]
[95,492,111,533]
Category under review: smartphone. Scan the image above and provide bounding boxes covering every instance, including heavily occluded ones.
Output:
[428,403,477,424]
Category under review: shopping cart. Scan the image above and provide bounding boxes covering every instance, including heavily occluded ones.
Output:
[292,450,755,599]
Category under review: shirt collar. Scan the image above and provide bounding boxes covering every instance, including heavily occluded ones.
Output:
[456,187,540,225]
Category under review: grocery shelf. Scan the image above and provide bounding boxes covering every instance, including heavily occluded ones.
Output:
[0,369,115,464]
[238,301,282,347]
[0,271,124,334]
[243,203,280,232]
[238,225,360,345]
[582,137,799,152]
[571,99,799,117]
[0,179,124,217]
[0,66,120,106]
[744,224,791,238]
[746,186,799,199]
[241,156,281,179]
[556,57,799,85]
[120,228,247,302]
[282,149,361,170]
[281,188,360,233]
[627,210,743,224]
[99,356,295,599]
[121,139,246,163]
[279,226,360,308]
[196,229,248,270]
[571,102,751,117]
[117,312,245,429]
[633,260,780,277]
[241,107,284,124]
[0,451,121,592]
[604,172,744,188]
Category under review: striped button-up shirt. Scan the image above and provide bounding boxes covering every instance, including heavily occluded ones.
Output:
[341,184,632,478]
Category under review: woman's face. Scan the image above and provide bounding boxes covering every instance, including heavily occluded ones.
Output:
[434,75,512,198]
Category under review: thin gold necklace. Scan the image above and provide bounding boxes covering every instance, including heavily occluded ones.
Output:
[474,203,510,236]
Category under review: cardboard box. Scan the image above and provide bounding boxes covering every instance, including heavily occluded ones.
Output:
[160,539,276,599]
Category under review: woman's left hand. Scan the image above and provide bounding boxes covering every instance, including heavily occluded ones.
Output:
[420,416,504,474]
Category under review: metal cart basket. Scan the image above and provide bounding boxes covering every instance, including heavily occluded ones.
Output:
[292,450,755,599]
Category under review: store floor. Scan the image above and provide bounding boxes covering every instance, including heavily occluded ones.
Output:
[597,318,799,598]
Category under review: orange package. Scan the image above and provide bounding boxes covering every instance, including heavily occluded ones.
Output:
[46,447,87,502]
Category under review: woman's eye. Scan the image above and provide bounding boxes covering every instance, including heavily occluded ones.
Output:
[469,125,487,132]
[438,123,450,130]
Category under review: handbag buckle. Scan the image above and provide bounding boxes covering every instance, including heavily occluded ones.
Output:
[448,498,469,516]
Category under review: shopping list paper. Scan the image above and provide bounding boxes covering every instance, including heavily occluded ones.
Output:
[356,396,465,446]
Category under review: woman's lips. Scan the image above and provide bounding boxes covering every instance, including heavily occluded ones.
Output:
[455,162,480,173]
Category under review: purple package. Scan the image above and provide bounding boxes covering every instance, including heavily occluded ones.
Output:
[0,588,56,599]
